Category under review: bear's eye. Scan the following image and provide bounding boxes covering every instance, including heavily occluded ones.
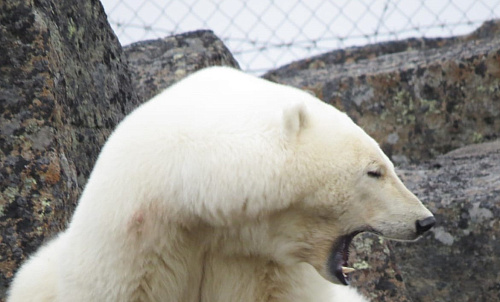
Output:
[367,170,382,178]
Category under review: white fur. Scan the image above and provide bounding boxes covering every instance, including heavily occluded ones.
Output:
[8,67,432,302]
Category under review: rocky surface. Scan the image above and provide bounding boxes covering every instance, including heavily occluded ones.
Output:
[264,20,500,164]
[349,140,500,302]
[0,0,142,297]
[124,30,240,102]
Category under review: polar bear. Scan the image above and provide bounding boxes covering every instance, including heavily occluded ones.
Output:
[8,66,435,302]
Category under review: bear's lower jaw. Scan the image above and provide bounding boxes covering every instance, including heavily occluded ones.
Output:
[326,231,363,285]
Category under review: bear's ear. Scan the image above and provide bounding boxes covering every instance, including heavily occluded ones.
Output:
[282,102,308,139]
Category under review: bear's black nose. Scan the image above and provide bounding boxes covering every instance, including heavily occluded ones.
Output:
[416,216,436,235]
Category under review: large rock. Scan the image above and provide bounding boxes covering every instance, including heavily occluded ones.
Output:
[124,30,240,102]
[264,20,500,163]
[394,140,500,301]
[0,0,141,297]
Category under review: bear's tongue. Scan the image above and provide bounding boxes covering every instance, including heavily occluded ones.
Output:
[327,232,358,285]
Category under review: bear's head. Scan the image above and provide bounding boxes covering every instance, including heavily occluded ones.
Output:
[278,99,435,285]
[243,93,436,286]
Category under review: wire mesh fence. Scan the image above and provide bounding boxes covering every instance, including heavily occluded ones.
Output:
[102,0,500,74]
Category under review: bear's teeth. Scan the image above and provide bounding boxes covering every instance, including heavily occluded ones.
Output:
[341,266,356,274]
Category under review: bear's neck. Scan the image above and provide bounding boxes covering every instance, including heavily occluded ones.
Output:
[128,225,327,302]
[200,253,293,302]
[123,207,329,301]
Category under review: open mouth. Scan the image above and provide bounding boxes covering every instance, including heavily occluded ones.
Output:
[327,231,363,285]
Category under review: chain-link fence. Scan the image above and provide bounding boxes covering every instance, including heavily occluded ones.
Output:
[102,0,500,74]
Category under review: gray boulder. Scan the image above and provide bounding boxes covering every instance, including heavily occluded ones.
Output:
[394,140,500,301]
[0,0,140,297]
[124,30,240,102]
[264,20,500,163]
